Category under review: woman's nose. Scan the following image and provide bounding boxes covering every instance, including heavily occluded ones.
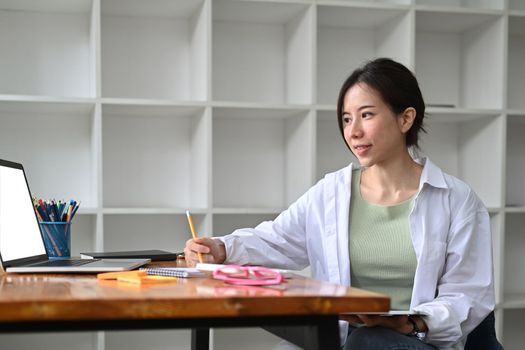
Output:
[349,119,363,138]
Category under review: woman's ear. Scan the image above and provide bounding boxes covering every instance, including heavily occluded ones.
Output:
[398,107,416,134]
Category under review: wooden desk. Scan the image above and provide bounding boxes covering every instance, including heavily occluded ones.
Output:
[0,270,389,350]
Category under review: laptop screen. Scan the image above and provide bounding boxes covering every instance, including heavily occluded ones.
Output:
[0,162,46,262]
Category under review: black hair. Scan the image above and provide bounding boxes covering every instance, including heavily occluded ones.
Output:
[336,57,426,149]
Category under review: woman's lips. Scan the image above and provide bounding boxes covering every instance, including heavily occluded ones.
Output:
[353,144,371,157]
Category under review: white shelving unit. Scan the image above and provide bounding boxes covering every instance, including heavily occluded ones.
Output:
[0,0,521,349]
[102,103,209,209]
[415,0,504,10]
[508,15,525,110]
[510,0,525,12]
[317,3,412,104]
[506,115,525,208]
[101,0,208,100]
[212,0,313,104]
[212,106,313,210]
[419,108,505,208]
[415,8,505,109]
[0,0,96,97]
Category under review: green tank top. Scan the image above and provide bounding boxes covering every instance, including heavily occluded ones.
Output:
[348,169,417,310]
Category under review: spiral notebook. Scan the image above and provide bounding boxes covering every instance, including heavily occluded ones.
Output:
[140,267,207,278]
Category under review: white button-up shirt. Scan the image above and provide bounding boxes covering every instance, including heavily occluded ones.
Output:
[219,158,495,350]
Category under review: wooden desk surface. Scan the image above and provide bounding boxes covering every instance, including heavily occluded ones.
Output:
[0,269,389,323]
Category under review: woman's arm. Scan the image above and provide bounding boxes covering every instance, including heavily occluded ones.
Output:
[185,179,324,269]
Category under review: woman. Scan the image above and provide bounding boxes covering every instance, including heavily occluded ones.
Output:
[184,58,495,350]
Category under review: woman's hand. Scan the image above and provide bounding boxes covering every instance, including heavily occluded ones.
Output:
[341,314,416,335]
[184,237,226,267]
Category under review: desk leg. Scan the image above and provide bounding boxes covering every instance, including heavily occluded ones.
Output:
[191,327,210,350]
[263,316,341,350]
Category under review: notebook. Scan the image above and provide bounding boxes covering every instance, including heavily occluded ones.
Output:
[0,159,150,273]
[140,267,207,278]
[81,249,179,261]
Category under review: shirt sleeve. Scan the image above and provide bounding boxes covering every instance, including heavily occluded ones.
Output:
[413,189,495,348]
[216,184,316,270]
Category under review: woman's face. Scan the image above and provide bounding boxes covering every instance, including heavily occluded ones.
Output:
[342,83,408,168]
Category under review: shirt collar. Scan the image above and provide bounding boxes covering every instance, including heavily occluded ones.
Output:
[415,157,448,190]
[346,157,448,190]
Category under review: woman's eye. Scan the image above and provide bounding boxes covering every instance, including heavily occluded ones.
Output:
[362,112,373,118]
[343,117,351,124]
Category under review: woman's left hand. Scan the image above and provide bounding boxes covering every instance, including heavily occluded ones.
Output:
[349,315,414,335]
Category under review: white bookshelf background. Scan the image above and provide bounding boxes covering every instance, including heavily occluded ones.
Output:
[0,0,522,349]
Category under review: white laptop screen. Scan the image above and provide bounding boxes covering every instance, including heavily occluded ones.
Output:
[0,165,46,262]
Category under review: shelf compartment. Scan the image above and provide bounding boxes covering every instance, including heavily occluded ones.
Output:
[317,5,411,105]
[101,0,208,100]
[506,115,525,207]
[510,0,525,12]
[212,0,313,104]
[316,0,411,5]
[213,213,279,237]
[213,208,283,215]
[415,0,504,11]
[0,0,95,97]
[70,213,97,257]
[504,213,525,299]
[508,16,525,110]
[419,111,504,208]
[316,110,357,180]
[102,104,209,208]
[490,212,504,305]
[0,100,97,207]
[103,214,207,252]
[212,107,313,209]
[0,332,96,350]
[214,329,282,350]
[501,294,525,309]
[106,330,190,350]
[506,206,525,213]
[415,10,505,109]
[103,208,207,215]
[502,309,525,350]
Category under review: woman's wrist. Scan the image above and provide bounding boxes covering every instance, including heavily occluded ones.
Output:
[216,240,227,263]
[412,316,428,332]
[404,318,416,335]
[406,316,428,337]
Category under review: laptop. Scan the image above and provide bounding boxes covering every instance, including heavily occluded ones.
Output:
[0,158,150,273]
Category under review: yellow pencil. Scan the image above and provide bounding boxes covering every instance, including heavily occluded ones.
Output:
[186,210,203,263]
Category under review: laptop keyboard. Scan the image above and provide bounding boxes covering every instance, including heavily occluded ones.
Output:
[29,259,100,267]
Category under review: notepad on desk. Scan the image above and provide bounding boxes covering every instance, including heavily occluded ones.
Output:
[80,249,180,261]
[141,267,207,278]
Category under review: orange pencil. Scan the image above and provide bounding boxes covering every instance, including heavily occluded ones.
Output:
[65,203,73,222]
[186,210,203,263]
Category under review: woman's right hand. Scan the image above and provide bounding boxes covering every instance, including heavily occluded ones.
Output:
[184,237,226,267]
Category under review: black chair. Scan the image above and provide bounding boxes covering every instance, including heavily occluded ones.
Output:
[465,311,503,350]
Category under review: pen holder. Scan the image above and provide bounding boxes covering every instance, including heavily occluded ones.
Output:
[39,221,71,259]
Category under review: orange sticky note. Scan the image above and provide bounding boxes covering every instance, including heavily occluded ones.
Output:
[117,275,178,285]
[97,270,146,280]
